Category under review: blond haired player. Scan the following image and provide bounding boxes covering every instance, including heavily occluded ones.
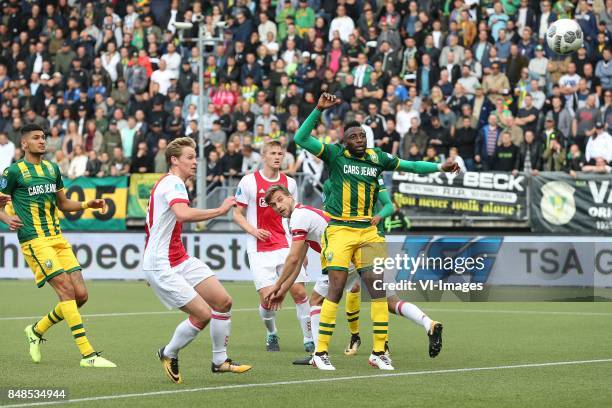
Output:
[144,137,251,383]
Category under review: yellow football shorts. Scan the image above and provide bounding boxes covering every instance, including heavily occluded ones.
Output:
[21,235,81,288]
[320,222,386,274]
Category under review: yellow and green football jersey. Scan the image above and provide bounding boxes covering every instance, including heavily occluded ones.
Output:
[0,159,64,243]
[316,144,399,221]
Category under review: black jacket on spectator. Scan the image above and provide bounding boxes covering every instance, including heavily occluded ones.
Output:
[452,126,477,160]
[132,153,154,173]
[492,143,520,172]
[518,140,542,171]
[221,151,244,175]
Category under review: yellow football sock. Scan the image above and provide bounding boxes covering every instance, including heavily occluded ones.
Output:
[33,303,64,337]
[316,299,338,353]
[371,298,389,353]
[59,300,95,357]
[345,290,361,335]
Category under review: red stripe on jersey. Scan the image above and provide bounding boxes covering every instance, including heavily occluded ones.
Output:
[292,235,307,242]
[306,239,322,253]
[145,174,170,249]
[236,201,248,207]
[254,171,289,252]
[295,203,331,222]
[169,219,188,267]
[292,228,308,241]
[295,296,309,304]
[169,198,190,207]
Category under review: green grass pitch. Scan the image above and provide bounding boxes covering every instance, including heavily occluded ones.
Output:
[0,280,611,408]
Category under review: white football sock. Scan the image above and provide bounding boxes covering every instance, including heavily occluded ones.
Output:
[395,301,432,332]
[210,311,231,365]
[259,303,277,335]
[164,316,203,358]
[309,305,321,345]
[295,296,312,342]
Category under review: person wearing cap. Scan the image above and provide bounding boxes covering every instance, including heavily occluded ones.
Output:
[585,121,612,164]
[54,40,76,77]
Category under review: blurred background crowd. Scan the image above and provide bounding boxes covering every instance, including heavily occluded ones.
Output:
[1,0,612,197]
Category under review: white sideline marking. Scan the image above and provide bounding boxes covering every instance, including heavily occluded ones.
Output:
[1,307,610,321]
[3,358,612,407]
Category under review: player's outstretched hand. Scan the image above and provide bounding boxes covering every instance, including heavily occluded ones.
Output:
[87,199,108,214]
[316,92,341,110]
[0,193,11,206]
[254,229,272,241]
[8,215,23,231]
[219,197,237,214]
[265,283,287,310]
[441,160,460,174]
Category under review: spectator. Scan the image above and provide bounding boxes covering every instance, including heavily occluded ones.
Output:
[476,115,501,171]
[68,144,88,179]
[519,130,543,174]
[542,138,567,172]
[54,150,70,175]
[222,140,244,178]
[449,146,467,173]
[121,117,138,159]
[154,139,168,174]
[0,132,15,172]
[110,146,130,176]
[483,62,510,104]
[376,118,400,155]
[595,48,612,91]
[241,144,261,174]
[131,142,154,173]
[573,94,599,150]
[452,116,478,171]
[206,150,225,193]
[585,121,612,164]
[102,119,122,157]
[84,150,102,177]
[492,131,520,174]
[402,117,428,158]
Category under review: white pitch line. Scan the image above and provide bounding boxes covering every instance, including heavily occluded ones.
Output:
[3,358,612,408]
[1,307,610,321]
[0,308,259,321]
[424,308,612,316]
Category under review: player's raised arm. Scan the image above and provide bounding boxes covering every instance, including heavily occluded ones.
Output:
[371,185,394,226]
[171,197,236,223]
[395,158,460,174]
[294,93,341,156]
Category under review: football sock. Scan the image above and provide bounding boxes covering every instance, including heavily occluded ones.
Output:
[395,301,432,332]
[164,316,203,359]
[33,303,64,337]
[59,300,95,357]
[295,296,312,342]
[345,290,361,335]
[210,311,231,365]
[371,298,389,353]
[309,305,321,345]
[316,299,338,354]
[259,303,277,335]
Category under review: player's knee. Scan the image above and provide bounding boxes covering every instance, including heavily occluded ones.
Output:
[75,291,88,307]
[50,276,76,300]
[310,292,323,306]
[216,295,232,313]
[194,308,211,325]
[290,284,307,299]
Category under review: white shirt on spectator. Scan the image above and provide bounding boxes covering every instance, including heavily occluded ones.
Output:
[102,51,121,82]
[151,68,175,95]
[0,140,15,172]
[329,15,354,42]
[259,20,277,41]
[559,73,581,106]
[396,108,419,136]
[241,151,262,174]
[68,155,88,179]
[162,51,181,78]
[539,12,551,40]
[586,131,612,162]
[124,12,138,31]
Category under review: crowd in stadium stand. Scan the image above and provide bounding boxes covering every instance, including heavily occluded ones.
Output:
[2,0,612,194]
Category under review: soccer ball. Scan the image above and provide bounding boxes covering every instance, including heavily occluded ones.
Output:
[546,19,583,55]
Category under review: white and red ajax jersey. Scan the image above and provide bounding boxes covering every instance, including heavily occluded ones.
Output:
[289,203,330,253]
[235,170,297,253]
[143,174,190,270]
